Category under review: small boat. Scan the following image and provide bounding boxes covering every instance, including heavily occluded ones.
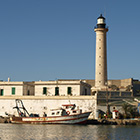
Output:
[10,99,91,124]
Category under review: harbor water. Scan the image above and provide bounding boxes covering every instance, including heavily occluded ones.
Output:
[0,124,140,140]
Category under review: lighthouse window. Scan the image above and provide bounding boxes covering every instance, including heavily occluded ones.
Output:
[99,39,101,41]
[99,56,101,58]
[99,47,101,49]
[99,64,101,66]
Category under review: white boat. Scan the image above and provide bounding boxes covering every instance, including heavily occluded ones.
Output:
[10,99,91,124]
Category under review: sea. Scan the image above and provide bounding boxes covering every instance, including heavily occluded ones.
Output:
[0,124,140,140]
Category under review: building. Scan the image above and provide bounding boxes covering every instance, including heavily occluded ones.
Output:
[0,80,34,96]
[1,15,140,118]
[0,79,91,96]
[35,80,91,96]
[0,79,94,117]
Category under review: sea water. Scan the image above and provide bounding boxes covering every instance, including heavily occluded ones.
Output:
[0,124,140,140]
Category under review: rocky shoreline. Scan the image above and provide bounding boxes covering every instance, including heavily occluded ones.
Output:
[87,119,140,125]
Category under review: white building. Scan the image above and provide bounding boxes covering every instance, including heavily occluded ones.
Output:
[0,79,91,96]
[0,79,94,118]
[0,81,34,96]
[35,80,91,96]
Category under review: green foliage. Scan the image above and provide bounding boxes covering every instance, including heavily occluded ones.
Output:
[121,103,139,118]
[107,114,112,118]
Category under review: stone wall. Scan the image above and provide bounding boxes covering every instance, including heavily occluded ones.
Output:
[86,78,133,89]
[97,91,132,99]
[0,96,96,119]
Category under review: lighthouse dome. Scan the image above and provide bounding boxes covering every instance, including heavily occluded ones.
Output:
[97,14,106,28]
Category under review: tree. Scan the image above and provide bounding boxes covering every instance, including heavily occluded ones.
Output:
[122,103,130,118]
[121,103,138,118]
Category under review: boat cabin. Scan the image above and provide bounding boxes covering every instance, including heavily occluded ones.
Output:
[62,104,76,110]
[47,104,82,117]
[62,104,82,115]
[49,108,67,117]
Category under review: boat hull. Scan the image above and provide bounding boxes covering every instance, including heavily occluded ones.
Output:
[10,112,91,124]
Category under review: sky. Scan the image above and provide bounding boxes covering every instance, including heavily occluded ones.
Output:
[0,0,140,81]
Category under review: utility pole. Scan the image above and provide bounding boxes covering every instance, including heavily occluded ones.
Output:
[105,82,109,115]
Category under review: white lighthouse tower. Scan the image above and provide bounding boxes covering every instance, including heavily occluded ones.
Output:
[94,14,108,89]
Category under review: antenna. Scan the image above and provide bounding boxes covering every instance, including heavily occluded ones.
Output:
[104,4,106,17]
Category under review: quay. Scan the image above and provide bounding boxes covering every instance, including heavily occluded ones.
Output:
[1,116,140,125]
[87,119,140,125]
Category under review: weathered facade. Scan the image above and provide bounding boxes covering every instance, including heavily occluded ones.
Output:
[86,78,133,92]
[35,80,91,96]
[0,81,34,96]
[0,80,91,96]
[0,80,95,118]
[0,96,96,118]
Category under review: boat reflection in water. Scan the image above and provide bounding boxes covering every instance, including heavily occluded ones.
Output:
[10,99,91,124]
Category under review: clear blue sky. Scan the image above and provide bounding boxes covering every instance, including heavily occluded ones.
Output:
[0,0,140,81]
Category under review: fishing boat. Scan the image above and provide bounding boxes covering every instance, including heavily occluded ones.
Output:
[10,99,91,124]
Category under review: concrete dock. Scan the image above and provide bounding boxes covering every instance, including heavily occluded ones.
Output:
[87,119,140,125]
[1,117,140,125]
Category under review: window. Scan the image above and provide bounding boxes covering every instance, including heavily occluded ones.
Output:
[43,87,47,95]
[55,87,59,96]
[0,89,4,96]
[27,90,30,95]
[52,112,55,115]
[12,87,15,95]
[56,112,60,115]
[67,87,72,95]
[85,88,87,95]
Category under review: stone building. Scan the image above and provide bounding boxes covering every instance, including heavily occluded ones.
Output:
[94,14,108,89]
[86,78,133,92]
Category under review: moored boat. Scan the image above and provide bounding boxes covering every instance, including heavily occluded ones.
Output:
[10,99,91,124]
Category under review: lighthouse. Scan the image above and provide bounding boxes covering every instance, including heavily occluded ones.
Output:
[94,14,108,89]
